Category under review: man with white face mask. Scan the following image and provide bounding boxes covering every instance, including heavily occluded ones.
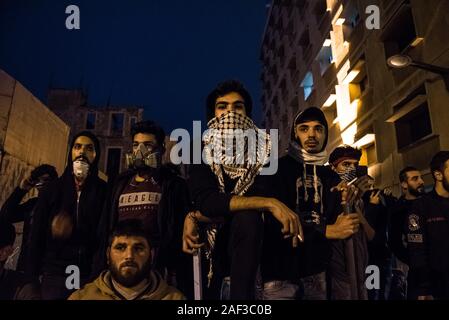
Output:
[94,120,193,298]
[27,131,107,300]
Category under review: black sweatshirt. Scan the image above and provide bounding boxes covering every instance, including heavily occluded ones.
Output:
[389,197,417,264]
[261,155,341,281]
[407,190,449,298]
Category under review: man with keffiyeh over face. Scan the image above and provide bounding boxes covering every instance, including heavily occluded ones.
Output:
[186,80,303,300]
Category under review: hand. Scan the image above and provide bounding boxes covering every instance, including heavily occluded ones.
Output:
[267,198,303,247]
[383,187,393,197]
[332,181,360,207]
[326,213,360,240]
[354,176,372,196]
[51,212,73,240]
[20,177,35,191]
[182,211,205,254]
[417,295,433,300]
[369,190,381,205]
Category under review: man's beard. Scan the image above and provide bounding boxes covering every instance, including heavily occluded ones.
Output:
[409,185,425,197]
[109,259,151,288]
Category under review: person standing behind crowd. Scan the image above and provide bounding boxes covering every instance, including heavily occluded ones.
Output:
[388,167,425,300]
[27,131,107,300]
[407,151,449,300]
[362,177,396,300]
[0,164,58,272]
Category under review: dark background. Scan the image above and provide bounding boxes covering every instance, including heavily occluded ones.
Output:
[0,0,269,132]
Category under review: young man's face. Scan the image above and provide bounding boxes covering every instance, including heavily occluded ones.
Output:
[133,133,158,155]
[334,159,359,174]
[71,136,96,164]
[214,92,247,118]
[401,170,425,197]
[108,235,152,288]
[295,120,325,154]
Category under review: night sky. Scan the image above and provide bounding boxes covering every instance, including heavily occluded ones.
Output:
[0,0,269,133]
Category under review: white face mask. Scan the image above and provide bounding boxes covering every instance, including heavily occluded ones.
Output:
[73,160,90,180]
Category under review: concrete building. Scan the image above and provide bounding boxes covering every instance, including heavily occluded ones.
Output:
[0,69,70,207]
[260,0,449,192]
[47,89,144,182]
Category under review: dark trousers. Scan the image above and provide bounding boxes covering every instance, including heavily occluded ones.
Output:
[228,211,263,300]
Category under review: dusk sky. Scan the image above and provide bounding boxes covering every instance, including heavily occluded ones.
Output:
[0,0,269,133]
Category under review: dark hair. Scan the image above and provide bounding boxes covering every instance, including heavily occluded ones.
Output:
[430,151,449,179]
[206,80,253,121]
[399,166,419,183]
[329,145,362,166]
[108,219,151,248]
[0,223,16,249]
[31,164,58,181]
[130,120,166,151]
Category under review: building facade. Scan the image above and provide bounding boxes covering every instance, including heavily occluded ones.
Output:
[47,89,144,181]
[260,0,449,192]
[0,69,70,207]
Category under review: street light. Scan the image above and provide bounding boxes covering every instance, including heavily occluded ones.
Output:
[387,54,449,91]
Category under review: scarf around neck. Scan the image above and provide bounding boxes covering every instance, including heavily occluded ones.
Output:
[203,111,271,196]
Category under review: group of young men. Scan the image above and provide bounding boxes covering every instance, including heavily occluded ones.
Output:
[1,80,449,300]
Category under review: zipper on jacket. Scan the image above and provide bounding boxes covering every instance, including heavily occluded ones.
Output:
[76,191,81,272]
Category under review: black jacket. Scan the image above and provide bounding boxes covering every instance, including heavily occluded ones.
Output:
[389,196,416,264]
[0,187,38,272]
[262,155,341,281]
[26,131,107,278]
[94,165,192,289]
[407,190,449,298]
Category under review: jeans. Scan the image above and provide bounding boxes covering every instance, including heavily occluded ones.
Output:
[262,280,299,300]
[299,272,327,300]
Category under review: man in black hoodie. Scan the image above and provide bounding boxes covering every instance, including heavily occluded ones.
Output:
[27,131,107,300]
[261,107,361,300]
[94,120,193,298]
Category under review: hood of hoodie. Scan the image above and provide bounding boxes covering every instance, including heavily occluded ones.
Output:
[94,270,178,300]
[290,107,329,153]
[64,131,101,177]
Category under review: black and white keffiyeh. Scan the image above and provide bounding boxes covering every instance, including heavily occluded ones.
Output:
[201,111,271,287]
[203,111,271,195]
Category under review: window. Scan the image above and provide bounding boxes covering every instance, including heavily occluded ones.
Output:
[342,3,361,41]
[300,72,314,100]
[106,148,122,182]
[110,113,124,136]
[381,5,417,57]
[316,44,334,75]
[395,102,432,150]
[86,112,96,130]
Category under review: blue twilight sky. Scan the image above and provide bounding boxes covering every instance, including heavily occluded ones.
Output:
[0,0,270,133]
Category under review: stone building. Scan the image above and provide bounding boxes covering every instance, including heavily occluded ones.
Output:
[260,0,449,192]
